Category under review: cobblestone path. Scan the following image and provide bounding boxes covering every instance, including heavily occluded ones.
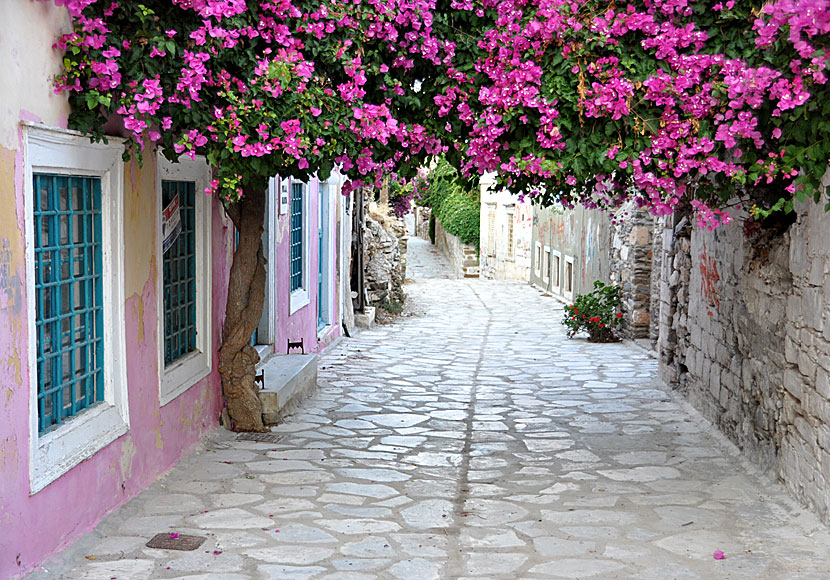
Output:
[29,240,830,580]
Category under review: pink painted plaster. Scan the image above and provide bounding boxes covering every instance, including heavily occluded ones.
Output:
[0,152,231,578]
[274,178,341,355]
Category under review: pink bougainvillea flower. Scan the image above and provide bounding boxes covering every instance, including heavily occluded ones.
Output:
[169,532,180,539]
[713,550,725,560]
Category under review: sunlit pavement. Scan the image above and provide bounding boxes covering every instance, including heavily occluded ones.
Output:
[27,237,830,580]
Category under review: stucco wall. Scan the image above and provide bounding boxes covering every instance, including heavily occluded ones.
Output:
[530,204,611,298]
[479,179,532,281]
[659,201,830,525]
[0,5,229,576]
[273,178,342,355]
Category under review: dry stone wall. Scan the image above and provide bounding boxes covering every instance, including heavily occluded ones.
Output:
[364,206,406,306]
[658,201,830,525]
[609,202,657,340]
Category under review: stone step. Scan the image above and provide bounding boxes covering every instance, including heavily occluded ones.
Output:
[257,354,318,425]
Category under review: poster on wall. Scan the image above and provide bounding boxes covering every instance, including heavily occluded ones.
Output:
[162,194,182,253]
[279,178,290,215]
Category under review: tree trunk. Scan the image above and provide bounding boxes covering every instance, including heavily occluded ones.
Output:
[218,182,268,432]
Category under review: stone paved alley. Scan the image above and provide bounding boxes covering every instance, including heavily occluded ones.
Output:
[27,238,830,580]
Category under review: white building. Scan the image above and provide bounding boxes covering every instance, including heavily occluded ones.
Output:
[479,174,532,280]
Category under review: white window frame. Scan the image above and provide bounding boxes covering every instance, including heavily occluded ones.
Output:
[564,255,575,300]
[289,180,311,315]
[543,246,551,283]
[317,180,334,335]
[505,206,515,261]
[156,153,212,406]
[534,242,542,277]
[486,203,496,257]
[23,124,128,494]
[551,250,562,294]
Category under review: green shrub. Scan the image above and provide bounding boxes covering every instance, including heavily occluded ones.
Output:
[428,213,436,244]
[562,281,623,342]
[417,157,479,247]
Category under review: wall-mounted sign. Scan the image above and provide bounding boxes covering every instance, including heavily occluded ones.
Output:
[279,179,290,215]
[162,194,182,253]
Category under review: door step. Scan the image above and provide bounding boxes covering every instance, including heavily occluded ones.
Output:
[256,354,318,425]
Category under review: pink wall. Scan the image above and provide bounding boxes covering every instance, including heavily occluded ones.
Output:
[0,148,231,579]
[274,178,341,354]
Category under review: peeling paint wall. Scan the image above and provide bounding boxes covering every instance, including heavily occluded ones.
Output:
[530,204,611,298]
[0,5,230,577]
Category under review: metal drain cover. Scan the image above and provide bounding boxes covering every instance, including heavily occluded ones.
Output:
[235,432,285,443]
[146,533,206,551]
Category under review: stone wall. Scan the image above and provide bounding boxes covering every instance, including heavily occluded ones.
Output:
[434,220,480,278]
[609,202,657,340]
[658,201,830,525]
[364,206,406,306]
[414,206,431,240]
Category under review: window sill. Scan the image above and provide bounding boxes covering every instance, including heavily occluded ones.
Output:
[160,350,211,407]
[31,403,128,494]
[289,288,310,316]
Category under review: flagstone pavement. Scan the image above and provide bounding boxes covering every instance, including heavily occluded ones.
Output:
[26,237,830,580]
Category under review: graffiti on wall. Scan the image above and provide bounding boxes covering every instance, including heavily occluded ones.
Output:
[514,202,532,258]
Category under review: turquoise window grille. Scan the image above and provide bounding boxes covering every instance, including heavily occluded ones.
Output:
[33,174,104,434]
[162,180,197,365]
[290,182,304,292]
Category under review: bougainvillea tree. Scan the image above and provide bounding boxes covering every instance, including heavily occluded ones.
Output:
[436,0,830,229]
[53,0,829,430]
[52,0,458,431]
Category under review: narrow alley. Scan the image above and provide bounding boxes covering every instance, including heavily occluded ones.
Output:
[29,239,830,580]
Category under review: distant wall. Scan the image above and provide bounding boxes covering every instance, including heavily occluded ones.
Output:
[434,220,479,279]
[530,204,611,300]
[479,178,532,281]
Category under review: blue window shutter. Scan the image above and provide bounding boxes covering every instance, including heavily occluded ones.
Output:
[290,183,304,292]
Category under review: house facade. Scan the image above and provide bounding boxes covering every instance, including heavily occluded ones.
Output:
[479,174,532,281]
[0,4,348,577]
[530,204,612,300]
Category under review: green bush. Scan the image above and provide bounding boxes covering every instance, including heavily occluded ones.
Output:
[417,158,479,247]
[562,282,623,342]
[428,213,436,244]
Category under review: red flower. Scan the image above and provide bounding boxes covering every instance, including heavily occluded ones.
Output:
[616,313,623,318]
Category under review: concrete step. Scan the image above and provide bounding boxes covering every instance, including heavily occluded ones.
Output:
[354,306,376,329]
[257,354,318,425]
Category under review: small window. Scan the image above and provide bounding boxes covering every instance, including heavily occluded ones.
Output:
[33,174,105,434]
[25,125,128,493]
[543,246,551,282]
[506,212,515,259]
[564,255,575,299]
[162,180,197,365]
[289,180,311,314]
[290,182,305,292]
[157,153,212,406]
[534,242,542,276]
[551,250,562,293]
[486,204,496,256]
